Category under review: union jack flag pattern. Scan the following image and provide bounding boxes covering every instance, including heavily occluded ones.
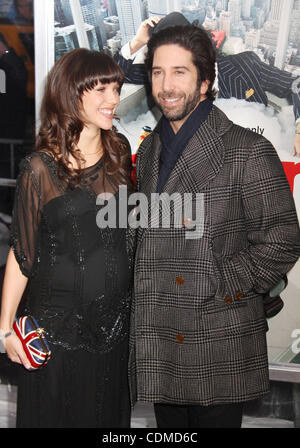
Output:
[13,316,52,370]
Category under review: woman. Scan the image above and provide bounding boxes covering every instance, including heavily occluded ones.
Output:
[0,48,134,428]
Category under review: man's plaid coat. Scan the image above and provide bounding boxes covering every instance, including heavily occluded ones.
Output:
[129,105,300,406]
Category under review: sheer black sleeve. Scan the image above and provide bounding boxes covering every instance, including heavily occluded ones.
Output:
[10,156,43,277]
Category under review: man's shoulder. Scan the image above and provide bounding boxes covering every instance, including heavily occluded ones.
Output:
[137,119,162,159]
[210,105,271,148]
[218,51,260,64]
[230,122,272,150]
[136,133,154,174]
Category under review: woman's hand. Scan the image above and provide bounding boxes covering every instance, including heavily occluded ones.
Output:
[0,248,29,368]
[3,333,31,370]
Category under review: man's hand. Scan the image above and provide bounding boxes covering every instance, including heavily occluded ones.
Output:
[294,123,300,158]
[129,17,162,55]
[294,134,300,157]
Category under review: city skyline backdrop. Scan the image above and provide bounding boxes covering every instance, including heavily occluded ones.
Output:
[54,0,300,76]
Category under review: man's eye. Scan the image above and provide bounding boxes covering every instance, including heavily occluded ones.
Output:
[152,71,161,77]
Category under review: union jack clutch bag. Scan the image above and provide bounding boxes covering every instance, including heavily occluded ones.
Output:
[13,316,52,370]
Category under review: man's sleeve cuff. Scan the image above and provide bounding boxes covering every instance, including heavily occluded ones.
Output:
[121,42,147,63]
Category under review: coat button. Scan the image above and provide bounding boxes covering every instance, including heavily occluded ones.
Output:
[176,334,184,343]
[176,276,184,285]
[235,292,243,299]
[225,296,233,304]
[182,217,193,227]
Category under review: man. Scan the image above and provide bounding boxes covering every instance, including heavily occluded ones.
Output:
[129,24,300,428]
[115,12,300,157]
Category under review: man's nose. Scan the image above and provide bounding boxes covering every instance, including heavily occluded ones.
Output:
[162,73,174,92]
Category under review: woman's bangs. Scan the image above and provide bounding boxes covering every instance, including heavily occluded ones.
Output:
[79,55,124,94]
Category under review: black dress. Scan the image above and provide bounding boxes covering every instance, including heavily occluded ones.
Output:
[10,151,135,428]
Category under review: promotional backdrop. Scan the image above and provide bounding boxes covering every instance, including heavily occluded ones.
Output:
[52,0,300,367]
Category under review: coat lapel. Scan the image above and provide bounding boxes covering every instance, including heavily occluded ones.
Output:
[163,105,231,195]
[136,105,233,242]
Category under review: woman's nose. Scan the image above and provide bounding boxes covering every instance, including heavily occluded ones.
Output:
[105,87,119,106]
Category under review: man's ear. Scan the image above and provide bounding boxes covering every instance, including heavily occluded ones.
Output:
[200,79,210,95]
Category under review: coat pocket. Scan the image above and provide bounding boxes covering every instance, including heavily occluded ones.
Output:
[203,294,266,338]
[212,251,255,305]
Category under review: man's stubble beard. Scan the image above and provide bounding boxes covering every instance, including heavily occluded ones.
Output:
[155,86,201,122]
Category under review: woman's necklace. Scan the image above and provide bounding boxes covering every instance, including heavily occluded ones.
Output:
[81,149,102,156]
[76,146,102,156]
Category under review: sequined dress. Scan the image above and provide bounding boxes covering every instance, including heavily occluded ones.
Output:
[10,151,135,428]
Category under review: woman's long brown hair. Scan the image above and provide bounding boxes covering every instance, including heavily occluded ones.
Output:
[35,48,132,189]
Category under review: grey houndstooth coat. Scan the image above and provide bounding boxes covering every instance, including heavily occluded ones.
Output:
[129,105,300,406]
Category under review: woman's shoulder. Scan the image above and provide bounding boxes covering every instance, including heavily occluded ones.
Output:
[20,150,56,173]
[17,151,58,188]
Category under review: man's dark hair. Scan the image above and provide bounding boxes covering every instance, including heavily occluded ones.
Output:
[145,25,217,100]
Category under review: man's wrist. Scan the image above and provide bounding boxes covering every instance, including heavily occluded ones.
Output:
[296,122,300,134]
[129,38,145,55]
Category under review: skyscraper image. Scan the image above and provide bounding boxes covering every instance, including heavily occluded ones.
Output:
[274,0,293,69]
[147,0,182,16]
[116,0,143,45]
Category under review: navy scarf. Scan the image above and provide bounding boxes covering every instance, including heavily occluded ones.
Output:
[157,98,213,193]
